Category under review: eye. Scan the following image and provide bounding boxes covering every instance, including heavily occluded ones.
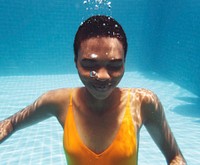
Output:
[81,60,97,69]
[107,64,122,70]
[107,61,123,70]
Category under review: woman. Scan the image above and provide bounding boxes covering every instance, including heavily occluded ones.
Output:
[0,15,186,165]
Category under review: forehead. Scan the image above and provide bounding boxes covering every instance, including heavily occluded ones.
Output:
[78,37,124,59]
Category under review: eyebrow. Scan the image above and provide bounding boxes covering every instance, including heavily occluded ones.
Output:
[81,59,97,63]
[81,58,123,62]
[109,59,123,62]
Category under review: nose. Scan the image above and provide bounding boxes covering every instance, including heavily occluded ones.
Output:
[96,67,110,81]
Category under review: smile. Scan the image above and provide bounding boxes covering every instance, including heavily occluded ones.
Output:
[92,83,112,92]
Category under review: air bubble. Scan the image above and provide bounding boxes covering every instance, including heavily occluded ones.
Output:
[82,0,112,13]
[107,2,111,9]
[95,0,103,4]
[95,5,99,10]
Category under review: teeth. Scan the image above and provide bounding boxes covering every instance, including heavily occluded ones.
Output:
[94,85,109,91]
[93,83,112,91]
[98,86,105,88]
[97,86,106,89]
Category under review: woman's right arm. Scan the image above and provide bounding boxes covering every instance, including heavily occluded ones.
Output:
[0,89,63,144]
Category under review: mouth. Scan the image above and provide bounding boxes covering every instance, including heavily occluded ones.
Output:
[92,83,112,92]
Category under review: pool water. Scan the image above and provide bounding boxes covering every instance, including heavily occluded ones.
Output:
[0,72,199,164]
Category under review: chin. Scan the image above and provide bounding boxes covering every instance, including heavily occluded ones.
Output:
[93,93,111,100]
[87,87,114,100]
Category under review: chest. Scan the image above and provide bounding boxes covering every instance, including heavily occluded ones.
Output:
[73,106,125,154]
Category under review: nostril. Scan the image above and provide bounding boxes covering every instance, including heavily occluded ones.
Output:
[97,74,110,81]
[96,68,110,80]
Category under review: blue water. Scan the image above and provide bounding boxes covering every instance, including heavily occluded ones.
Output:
[0,0,200,95]
[0,0,200,164]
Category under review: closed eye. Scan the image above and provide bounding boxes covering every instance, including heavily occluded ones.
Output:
[107,60,123,70]
[81,59,97,69]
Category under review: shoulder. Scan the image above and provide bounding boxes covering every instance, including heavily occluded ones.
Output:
[36,88,75,108]
[38,88,78,127]
[120,87,158,103]
[132,88,163,125]
[124,88,158,103]
[128,88,162,124]
[42,88,72,98]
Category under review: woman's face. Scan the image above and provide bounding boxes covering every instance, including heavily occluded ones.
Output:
[76,37,125,100]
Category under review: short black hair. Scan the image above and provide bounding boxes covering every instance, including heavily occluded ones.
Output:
[74,15,128,63]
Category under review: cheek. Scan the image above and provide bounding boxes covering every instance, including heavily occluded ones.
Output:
[110,67,124,79]
[77,63,89,77]
[77,69,92,86]
[78,70,89,78]
[78,71,89,83]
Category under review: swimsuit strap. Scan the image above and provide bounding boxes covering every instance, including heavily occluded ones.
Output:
[125,89,131,111]
[69,89,73,106]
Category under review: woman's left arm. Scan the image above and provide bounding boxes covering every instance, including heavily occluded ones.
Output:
[141,90,187,165]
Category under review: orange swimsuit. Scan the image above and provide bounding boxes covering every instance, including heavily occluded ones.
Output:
[63,91,138,165]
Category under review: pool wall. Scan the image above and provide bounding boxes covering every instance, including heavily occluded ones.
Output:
[0,0,199,96]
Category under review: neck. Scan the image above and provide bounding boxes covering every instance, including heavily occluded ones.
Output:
[82,87,120,114]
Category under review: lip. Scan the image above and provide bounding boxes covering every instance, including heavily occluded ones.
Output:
[92,83,112,92]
